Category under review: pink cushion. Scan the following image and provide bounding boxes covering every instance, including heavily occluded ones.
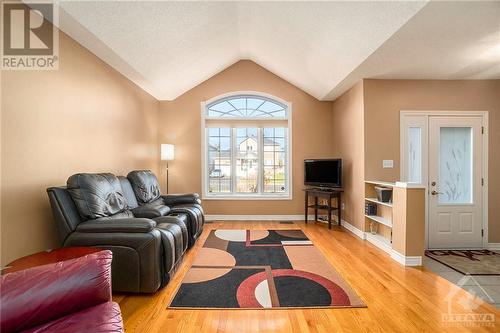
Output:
[1,250,113,332]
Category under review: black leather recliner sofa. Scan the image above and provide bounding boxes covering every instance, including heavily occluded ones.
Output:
[46,171,204,293]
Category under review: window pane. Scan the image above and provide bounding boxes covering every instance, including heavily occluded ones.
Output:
[275,127,285,137]
[439,127,472,204]
[208,128,220,137]
[220,137,231,150]
[236,128,258,193]
[208,128,231,193]
[220,128,230,136]
[263,127,287,193]
[408,127,422,184]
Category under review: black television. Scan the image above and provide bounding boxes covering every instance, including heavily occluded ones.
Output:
[304,159,342,188]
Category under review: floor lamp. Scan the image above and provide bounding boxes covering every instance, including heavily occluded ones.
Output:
[161,144,175,193]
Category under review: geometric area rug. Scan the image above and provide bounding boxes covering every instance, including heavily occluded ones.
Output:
[425,249,500,276]
[169,230,366,309]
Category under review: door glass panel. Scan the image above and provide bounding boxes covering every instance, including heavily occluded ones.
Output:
[408,127,422,183]
[439,127,472,204]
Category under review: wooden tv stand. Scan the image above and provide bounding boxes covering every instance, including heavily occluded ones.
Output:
[303,188,343,229]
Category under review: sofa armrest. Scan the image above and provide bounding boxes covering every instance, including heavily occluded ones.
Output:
[162,193,201,206]
[132,205,170,218]
[0,250,112,333]
[76,218,156,233]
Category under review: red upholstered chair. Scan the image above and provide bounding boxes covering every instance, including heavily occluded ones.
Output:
[0,250,124,333]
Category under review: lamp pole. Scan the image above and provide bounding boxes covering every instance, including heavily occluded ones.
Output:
[161,143,174,194]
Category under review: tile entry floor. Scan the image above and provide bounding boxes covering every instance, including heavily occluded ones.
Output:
[423,256,500,308]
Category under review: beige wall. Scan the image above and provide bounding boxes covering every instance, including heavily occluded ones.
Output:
[331,82,365,231]
[158,60,335,215]
[363,79,500,242]
[1,32,160,264]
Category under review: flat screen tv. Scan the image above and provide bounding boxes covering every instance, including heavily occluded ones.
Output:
[304,159,342,188]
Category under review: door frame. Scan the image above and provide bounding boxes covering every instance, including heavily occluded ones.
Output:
[400,110,489,249]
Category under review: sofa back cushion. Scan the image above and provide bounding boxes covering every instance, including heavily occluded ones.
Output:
[46,187,84,242]
[67,173,127,220]
[127,170,161,204]
[118,176,139,209]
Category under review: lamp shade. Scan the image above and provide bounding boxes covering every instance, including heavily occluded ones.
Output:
[161,144,175,161]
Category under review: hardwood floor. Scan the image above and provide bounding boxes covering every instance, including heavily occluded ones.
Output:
[113,221,500,332]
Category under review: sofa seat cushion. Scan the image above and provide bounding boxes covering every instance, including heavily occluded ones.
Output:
[67,173,128,220]
[22,302,123,333]
[156,223,185,270]
[132,199,170,218]
[169,207,204,247]
[154,215,188,253]
[127,170,162,204]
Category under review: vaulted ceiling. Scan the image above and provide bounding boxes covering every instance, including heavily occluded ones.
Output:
[57,1,500,101]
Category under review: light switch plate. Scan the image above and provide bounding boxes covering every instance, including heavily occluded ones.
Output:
[383,160,394,168]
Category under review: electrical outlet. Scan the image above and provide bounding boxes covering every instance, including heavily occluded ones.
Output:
[341,203,345,210]
[383,160,394,168]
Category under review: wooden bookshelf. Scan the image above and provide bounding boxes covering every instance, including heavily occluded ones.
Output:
[364,181,395,251]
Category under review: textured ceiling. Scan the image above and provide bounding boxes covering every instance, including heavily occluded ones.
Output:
[57,1,500,101]
[326,1,500,99]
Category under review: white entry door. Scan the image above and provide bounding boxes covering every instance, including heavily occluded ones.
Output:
[428,116,483,249]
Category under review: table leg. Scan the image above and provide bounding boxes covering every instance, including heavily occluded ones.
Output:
[304,191,308,224]
[328,197,332,229]
[338,193,342,227]
[314,197,318,221]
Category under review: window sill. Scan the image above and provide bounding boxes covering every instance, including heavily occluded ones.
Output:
[203,194,292,201]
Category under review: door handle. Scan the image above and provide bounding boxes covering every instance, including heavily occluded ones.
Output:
[431,190,443,195]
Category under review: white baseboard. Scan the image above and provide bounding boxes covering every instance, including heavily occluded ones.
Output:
[340,220,366,240]
[365,233,392,254]
[488,243,500,251]
[390,250,422,266]
[205,215,316,221]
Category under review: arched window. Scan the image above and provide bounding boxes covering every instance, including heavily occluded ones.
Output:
[207,96,287,118]
[202,93,291,199]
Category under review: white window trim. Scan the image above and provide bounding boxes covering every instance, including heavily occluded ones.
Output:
[201,91,293,200]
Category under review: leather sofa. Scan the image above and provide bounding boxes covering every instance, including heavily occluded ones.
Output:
[0,250,124,333]
[46,171,204,293]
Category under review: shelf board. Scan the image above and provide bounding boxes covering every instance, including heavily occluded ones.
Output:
[365,180,396,187]
[365,214,392,228]
[307,204,339,211]
[365,197,393,208]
